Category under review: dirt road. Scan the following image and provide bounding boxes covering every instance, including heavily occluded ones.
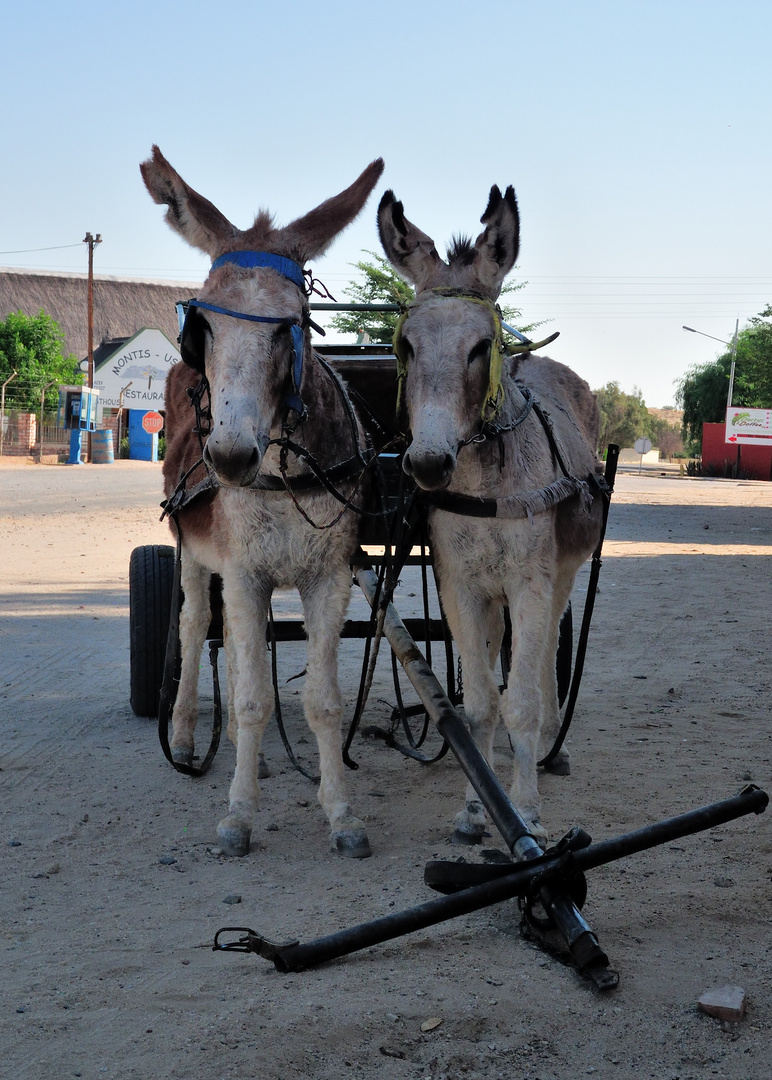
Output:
[1,458,770,1079]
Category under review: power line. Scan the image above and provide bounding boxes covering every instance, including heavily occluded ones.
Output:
[0,243,83,255]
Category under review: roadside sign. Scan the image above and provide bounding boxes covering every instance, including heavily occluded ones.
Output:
[725,407,772,446]
[634,438,652,455]
[141,411,164,434]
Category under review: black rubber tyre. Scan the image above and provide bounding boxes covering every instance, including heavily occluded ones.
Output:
[129,545,176,717]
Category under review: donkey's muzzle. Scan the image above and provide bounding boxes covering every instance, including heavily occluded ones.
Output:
[203,437,263,487]
[403,449,455,491]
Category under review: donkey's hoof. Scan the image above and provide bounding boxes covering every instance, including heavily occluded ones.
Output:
[171,746,194,767]
[216,818,251,857]
[258,753,270,780]
[452,802,487,846]
[332,828,372,859]
[522,815,548,849]
[543,749,571,776]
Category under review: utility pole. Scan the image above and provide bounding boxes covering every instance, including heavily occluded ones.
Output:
[726,318,740,409]
[83,232,102,462]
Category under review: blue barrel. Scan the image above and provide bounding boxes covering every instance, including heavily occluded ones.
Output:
[92,429,115,464]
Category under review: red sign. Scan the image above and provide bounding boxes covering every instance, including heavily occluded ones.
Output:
[141,411,164,434]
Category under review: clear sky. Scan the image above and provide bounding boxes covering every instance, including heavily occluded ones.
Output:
[2,0,770,407]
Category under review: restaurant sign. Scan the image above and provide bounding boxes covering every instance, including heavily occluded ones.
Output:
[93,328,180,408]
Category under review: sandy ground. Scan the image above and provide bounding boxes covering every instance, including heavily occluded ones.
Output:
[1,457,771,1080]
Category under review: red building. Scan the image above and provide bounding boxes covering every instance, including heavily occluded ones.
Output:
[702,422,772,481]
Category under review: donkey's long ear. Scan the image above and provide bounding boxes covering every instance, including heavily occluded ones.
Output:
[274,158,385,263]
[140,145,238,258]
[472,185,520,296]
[377,190,442,289]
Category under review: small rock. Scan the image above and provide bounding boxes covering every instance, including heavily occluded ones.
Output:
[223,894,242,905]
[698,985,747,1022]
[420,1017,443,1032]
[47,863,60,875]
[266,823,279,832]
[159,856,177,865]
[714,876,734,888]
[8,839,21,847]
[379,1046,405,1059]
[16,1006,26,1014]
[208,847,223,856]
[742,771,753,781]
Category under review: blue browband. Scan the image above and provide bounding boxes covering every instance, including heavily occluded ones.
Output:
[210,251,306,292]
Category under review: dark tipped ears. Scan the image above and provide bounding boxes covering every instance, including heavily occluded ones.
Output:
[480,185,518,226]
[378,190,407,237]
[481,185,504,224]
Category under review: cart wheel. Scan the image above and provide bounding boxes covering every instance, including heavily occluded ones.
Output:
[499,603,573,706]
[129,544,176,717]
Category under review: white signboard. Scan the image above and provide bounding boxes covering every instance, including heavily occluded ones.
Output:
[92,328,180,408]
[725,406,772,446]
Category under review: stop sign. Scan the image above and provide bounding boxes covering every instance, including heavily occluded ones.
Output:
[141,411,164,434]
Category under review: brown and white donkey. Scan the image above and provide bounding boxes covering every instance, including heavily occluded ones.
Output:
[142,147,384,858]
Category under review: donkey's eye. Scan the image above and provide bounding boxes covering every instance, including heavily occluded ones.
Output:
[468,339,492,365]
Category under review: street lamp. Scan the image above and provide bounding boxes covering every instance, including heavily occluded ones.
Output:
[682,320,739,408]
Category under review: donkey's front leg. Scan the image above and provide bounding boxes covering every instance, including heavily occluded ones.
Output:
[222,608,269,778]
[301,569,371,858]
[502,577,553,846]
[217,573,272,856]
[170,558,211,767]
[441,590,502,846]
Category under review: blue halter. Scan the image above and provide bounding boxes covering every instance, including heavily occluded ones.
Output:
[185,251,309,417]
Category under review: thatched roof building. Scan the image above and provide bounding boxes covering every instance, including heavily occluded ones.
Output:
[0,267,202,359]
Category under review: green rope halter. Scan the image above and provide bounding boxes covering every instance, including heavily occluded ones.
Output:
[392,288,558,423]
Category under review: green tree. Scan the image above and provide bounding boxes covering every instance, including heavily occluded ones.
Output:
[675,305,772,449]
[0,310,81,411]
[328,251,413,344]
[675,356,731,448]
[328,250,536,346]
[594,382,652,452]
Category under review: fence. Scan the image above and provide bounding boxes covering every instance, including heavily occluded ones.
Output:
[0,381,121,460]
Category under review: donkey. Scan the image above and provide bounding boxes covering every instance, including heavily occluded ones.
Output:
[378,185,604,844]
[141,146,384,858]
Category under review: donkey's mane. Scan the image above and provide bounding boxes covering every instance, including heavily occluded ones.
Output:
[446,234,476,267]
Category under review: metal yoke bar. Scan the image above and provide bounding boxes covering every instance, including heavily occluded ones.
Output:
[221,787,766,972]
[352,561,611,980]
